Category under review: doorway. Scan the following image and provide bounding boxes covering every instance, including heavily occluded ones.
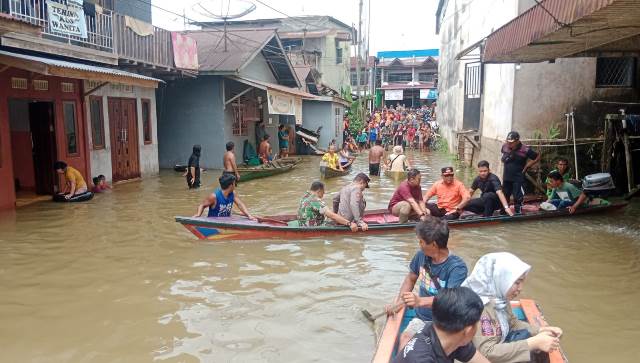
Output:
[8,99,57,196]
[108,98,140,182]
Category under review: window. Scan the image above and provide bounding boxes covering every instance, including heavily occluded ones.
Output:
[387,72,413,83]
[63,101,78,155]
[231,103,248,136]
[596,57,635,88]
[336,47,343,64]
[282,39,303,50]
[334,108,341,137]
[350,72,358,86]
[141,99,152,144]
[464,63,482,98]
[89,97,105,149]
[419,73,434,82]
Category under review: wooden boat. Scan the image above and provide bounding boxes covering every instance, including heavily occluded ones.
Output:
[237,157,303,183]
[372,299,568,363]
[384,170,408,181]
[320,162,352,179]
[174,157,302,182]
[175,200,627,241]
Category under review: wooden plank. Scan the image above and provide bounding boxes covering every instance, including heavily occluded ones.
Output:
[1,33,118,64]
[48,66,159,89]
[372,305,405,363]
[519,299,566,363]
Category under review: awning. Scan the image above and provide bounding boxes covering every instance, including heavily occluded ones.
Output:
[483,0,640,63]
[0,50,162,88]
[229,76,317,99]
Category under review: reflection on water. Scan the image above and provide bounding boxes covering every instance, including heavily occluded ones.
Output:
[0,151,639,362]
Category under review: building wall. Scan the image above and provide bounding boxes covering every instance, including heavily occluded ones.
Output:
[318,35,351,93]
[85,82,159,182]
[158,76,225,169]
[8,99,35,190]
[302,100,343,149]
[114,0,152,23]
[242,55,279,83]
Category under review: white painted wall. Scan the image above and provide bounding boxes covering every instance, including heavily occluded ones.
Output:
[85,82,159,182]
[242,55,279,83]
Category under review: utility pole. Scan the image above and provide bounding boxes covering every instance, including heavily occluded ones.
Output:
[357,0,364,124]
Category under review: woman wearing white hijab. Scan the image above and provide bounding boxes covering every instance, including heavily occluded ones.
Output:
[462,252,563,363]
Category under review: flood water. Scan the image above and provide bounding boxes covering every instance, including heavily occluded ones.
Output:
[1,150,639,362]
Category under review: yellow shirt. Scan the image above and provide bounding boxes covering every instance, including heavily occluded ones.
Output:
[322,153,340,170]
[65,166,87,189]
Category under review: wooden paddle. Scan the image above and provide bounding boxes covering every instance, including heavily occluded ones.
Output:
[256,216,289,226]
[362,301,405,323]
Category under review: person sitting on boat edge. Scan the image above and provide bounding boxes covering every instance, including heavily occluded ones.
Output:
[322,145,343,171]
[392,287,490,363]
[546,171,588,214]
[387,217,469,349]
[545,157,572,199]
[223,141,241,181]
[462,252,562,363]
[388,168,428,223]
[464,161,514,217]
[387,145,410,172]
[423,167,471,220]
[339,142,355,168]
[54,161,88,199]
[294,181,359,231]
[193,174,256,220]
[332,173,370,231]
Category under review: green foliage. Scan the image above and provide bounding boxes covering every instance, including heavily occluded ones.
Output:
[342,85,365,136]
[532,123,561,140]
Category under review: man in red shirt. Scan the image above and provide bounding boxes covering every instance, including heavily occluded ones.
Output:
[388,169,428,223]
[424,167,471,220]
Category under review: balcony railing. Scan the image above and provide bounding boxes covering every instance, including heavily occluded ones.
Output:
[113,13,173,69]
[6,0,113,52]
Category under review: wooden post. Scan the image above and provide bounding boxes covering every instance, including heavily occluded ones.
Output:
[622,117,634,193]
[601,116,611,172]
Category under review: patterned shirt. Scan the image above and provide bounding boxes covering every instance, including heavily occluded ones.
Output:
[297,192,327,227]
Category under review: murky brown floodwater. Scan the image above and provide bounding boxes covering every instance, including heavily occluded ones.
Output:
[1,150,639,363]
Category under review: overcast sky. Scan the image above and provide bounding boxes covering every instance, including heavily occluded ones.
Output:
[152,0,440,54]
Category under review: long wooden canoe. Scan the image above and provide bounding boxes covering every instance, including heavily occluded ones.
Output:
[175,200,627,241]
[371,299,568,363]
[237,157,303,182]
[320,162,352,179]
[384,170,408,181]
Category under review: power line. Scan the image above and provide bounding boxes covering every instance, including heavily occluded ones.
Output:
[250,0,318,30]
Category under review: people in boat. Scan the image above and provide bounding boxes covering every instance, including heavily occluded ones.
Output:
[423,167,471,220]
[501,131,541,214]
[91,175,111,193]
[339,143,355,168]
[393,287,490,363]
[278,124,290,158]
[54,161,88,199]
[462,252,563,363]
[464,161,514,217]
[545,157,571,199]
[296,181,359,231]
[388,217,469,349]
[388,169,428,223]
[368,139,385,176]
[332,173,370,231]
[193,174,256,220]
[546,171,588,214]
[223,141,241,181]
[387,145,410,171]
[258,134,272,164]
[322,145,343,171]
[184,144,202,189]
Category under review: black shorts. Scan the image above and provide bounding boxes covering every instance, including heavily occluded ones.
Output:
[369,163,380,176]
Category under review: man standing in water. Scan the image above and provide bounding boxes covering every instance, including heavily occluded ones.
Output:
[259,134,272,164]
[369,139,385,176]
[184,144,202,189]
[501,131,540,214]
[222,141,240,182]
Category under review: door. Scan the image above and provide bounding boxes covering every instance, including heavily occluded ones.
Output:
[108,98,140,182]
[29,102,57,195]
[462,62,482,130]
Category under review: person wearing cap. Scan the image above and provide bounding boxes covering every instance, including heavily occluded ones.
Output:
[332,173,370,231]
[295,181,359,230]
[423,167,471,220]
[501,131,541,214]
[388,168,428,223]
[193,174,256,220]
[464,161,514,217]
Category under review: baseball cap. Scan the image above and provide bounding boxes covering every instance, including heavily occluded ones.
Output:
[506,131,520,142]
[441,167,454,176]
[354,172,371,188]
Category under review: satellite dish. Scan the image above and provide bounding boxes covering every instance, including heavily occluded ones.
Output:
[192,0,257,52]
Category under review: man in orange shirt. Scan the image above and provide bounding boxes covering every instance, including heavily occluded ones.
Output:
[423,167,471,220]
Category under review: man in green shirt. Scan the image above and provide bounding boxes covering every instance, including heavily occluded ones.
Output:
[545,158,571,199]
[296,181,358,231]
[547,171,587,213]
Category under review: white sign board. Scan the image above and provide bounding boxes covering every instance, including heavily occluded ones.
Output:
[46,0,88,39]
[384,89,403,101]
[267,89,296,116]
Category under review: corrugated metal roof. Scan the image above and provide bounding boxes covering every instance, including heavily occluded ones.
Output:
[377,56,438,68]
[0,50,161,83]
[483,0,640,63]
[230,76,317,99]
[187,29,276,73]
[377,49,439,58]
